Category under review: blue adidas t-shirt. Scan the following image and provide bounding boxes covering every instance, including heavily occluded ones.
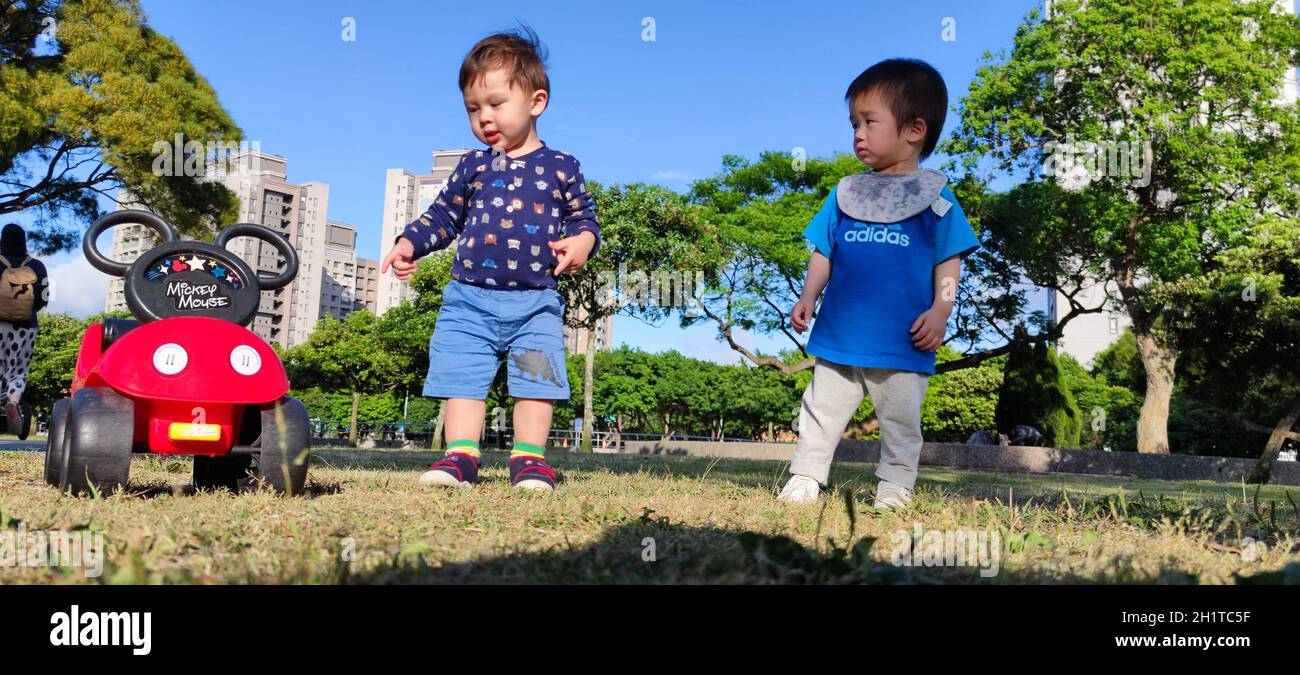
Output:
[801,182,980,375]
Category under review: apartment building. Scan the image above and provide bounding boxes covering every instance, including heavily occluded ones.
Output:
[376,149,469,316]
[106,151,378,349]
[319,220,380,321]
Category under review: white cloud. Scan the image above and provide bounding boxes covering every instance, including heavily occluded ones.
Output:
[683,326,784,366]
[42,251,109,318]
[651,170,696,183]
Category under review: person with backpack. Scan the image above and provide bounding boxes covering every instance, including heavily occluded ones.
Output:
[0,223,49,438]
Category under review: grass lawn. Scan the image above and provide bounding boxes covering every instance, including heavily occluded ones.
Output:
[1,447,1299,584]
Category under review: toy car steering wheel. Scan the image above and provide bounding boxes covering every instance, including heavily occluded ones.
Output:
[83,210,299,327]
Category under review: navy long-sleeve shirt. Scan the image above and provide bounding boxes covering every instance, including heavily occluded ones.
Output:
[396,143,600,290]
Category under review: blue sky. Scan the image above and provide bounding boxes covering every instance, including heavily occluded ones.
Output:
[36,0,1043,362]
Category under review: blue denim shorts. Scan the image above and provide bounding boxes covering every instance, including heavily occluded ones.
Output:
[423,280,571,400]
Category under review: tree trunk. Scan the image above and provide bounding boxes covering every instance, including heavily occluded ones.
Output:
[431,399,446,451]
[614,413,623,452]
[1248,396,1300,484]
[581,329,595,453]
[1134,329,1176,454]
[348,390,361,448]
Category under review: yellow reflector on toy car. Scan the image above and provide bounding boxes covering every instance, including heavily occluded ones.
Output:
[169,422,221,441]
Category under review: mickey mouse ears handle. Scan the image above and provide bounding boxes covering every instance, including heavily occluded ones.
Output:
[214,223,299,290]
[83,210,179,277]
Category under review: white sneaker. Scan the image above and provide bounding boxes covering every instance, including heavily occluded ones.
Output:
[873,480,913,509]
[777,475,821,504]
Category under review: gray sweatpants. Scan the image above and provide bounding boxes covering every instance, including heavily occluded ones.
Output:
[789,358,929,489]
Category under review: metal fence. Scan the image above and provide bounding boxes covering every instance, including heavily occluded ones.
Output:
[307,419,795,449]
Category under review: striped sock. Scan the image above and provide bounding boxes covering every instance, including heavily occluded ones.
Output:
[510,441,546,459]
[447,439,480,459]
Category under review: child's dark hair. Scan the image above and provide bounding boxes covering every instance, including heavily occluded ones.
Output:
[844,58,948,159]
[459,24,550,96]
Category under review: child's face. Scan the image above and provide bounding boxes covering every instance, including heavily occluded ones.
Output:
[849,88,926,171]
[462,67,548,153]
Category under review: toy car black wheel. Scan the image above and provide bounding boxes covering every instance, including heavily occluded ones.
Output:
[62,387,135,496]
[253,396,310,496]
[43,398,69,487]
[192,454,253,493]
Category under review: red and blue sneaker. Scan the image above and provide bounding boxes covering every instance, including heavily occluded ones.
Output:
[509,455,557,491]
[419,452,479,489]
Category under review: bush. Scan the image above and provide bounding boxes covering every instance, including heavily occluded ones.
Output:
[921,351,1004,442]
[995,338,1083,448]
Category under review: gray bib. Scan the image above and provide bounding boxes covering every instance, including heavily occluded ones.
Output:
[836,169,948,223]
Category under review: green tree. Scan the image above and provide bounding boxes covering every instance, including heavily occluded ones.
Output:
[1091,329,1145,393]
[1160,220,1300,480]
[721,363,800,440]
[26,312,88,416]
[373,250,451,446]
[943,0,1300,452]
[683,152,860,377]
[2,0,245,245]
[1027,328,1278,457]
[283,311,403,447]
[1058,352,1141,450]
[557,182,720,451]
[646,350,704,438]
[592,346,656,437]
[24,309,133,427]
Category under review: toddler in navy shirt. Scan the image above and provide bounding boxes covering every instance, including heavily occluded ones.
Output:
[381,26,600,492]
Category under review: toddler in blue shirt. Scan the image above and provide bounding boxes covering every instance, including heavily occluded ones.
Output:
[778,58,981,509]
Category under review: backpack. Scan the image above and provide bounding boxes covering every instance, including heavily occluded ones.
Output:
[0,255,38,322]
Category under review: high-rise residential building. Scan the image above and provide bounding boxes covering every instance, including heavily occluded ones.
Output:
[1046,278,1132,368]
[564,308,614,356]
[377,149,469,316]
[105,214,161,316]
[106,151,373,350]
[319,220,380,321]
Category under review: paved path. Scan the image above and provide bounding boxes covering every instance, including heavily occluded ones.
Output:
[0,440,45,452]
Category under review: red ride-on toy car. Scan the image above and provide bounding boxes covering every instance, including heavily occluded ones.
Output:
[44,211,311,496]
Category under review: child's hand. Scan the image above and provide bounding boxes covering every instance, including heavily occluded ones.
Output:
[381,237,417,281]
[909,305,950,351]
[549,231,596,276]
[791,299,816,333]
